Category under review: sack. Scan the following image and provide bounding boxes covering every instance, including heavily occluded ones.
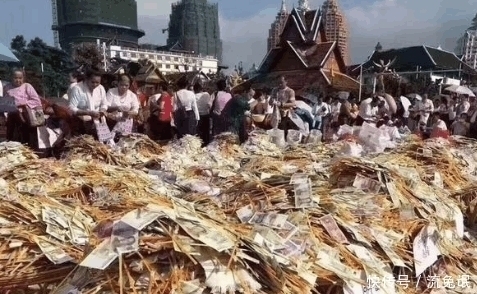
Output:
[24,106,45,127]
[94,117,114,142]
[112,118,133,135]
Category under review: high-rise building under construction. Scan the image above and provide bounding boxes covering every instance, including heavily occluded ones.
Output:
[321,0,350,64]
[51,0,144,52]
[267,0,289,52]
[166,0,222,61]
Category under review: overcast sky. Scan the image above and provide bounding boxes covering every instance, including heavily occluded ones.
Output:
[0,0,476,70]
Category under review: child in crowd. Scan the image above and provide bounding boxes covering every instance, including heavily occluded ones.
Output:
[451,113,469,136]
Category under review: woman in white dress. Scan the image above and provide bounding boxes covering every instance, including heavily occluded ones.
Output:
[105,74,140,131]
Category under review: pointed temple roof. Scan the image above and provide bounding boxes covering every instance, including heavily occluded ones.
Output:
[235,7,359,93]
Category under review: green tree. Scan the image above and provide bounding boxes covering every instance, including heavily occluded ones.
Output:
[10,35,26,52]
[2,35,76,97]
[72,43,104,69]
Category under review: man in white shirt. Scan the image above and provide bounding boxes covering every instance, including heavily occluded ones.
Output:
[415,94,434,125]
[356,96,380,125]
[69,68,108,123]
[311,96,329,130]
[194,83,212,145]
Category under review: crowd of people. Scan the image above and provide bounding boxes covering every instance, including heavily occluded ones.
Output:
[1,67,475,156]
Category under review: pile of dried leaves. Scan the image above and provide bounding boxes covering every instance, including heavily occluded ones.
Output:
[0,134,477,293]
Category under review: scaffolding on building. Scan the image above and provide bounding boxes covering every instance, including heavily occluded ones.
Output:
[267,0,289,52]
[321,0,350,64]
[51,0,60,48]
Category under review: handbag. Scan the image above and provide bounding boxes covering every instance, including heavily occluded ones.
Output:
[94,117,114,142]
[173,93,187,122]
[24,105,46,127]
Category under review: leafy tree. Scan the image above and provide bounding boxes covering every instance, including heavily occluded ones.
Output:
[10,35,26,52]
[72,43,104,69]
[1,35,76,97]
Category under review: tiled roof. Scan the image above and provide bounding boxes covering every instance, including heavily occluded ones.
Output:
[258,48,282,72]
[233,69,359,93]
[364,46,477,75]
[165,71,210,84]
[290,41,335,68]
[135,63,167,84]
[321,70,360,91]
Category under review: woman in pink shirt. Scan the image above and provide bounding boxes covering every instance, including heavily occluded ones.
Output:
[211,79,232,136]
[4,69,42,147]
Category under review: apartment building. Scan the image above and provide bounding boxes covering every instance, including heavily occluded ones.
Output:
[107,45,218,74]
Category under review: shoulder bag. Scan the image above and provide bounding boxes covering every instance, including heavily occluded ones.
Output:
[174,92,187,122]
[23,86,45,127]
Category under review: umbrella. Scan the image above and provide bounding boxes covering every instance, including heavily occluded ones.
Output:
[407,93,422,101]
[0,42,19,62]
[444,85,475,97]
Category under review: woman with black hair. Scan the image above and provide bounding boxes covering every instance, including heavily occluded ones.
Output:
[68,67,108,136]
[105,74,139,134]
[211,79,232,136]
[173,77,199,138]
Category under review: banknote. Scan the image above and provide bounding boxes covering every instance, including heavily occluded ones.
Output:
[254,226,286,251]
[173,198,199,222]
[352,174,381,194]
[80,238,118,270]
[276,221,298,241]
[236,205,254,223]
[34,236,73,265]
[69,221,89,246]
[177,219,234,252]
[121,207,163,230]
[111,221,139,254]
[290,173,309,184]
[173,279,206,294]
[249,212,288,229]
[294,179,317,208]
[46,224,67,242]
[319,214,349,244]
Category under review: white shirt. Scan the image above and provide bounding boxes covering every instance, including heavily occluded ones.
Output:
[449,104,457,121]
[106,88,140,114]
[457,101,470,116]
[195,92,212,116]
[312,102,329,118]
[451,121,468,136]
[69,81,108,113]
[416,99,434,124]
[174,89,200,121]
[65,82,77,101]
[358,98,375,120]
[432,119,447,132]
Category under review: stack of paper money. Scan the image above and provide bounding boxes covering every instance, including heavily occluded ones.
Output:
[0,135,477,293]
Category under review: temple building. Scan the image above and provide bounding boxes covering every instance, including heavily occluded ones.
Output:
[267,0,290,52]
[321,0,350,64]
[237,7,359,94]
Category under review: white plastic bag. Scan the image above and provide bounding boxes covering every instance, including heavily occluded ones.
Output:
[339,141,363,157]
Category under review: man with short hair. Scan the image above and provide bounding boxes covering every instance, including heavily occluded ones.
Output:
[270,76,299,136]
[356,96,381,125]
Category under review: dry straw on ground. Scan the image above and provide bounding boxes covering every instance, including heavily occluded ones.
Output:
[0,133,476,293]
